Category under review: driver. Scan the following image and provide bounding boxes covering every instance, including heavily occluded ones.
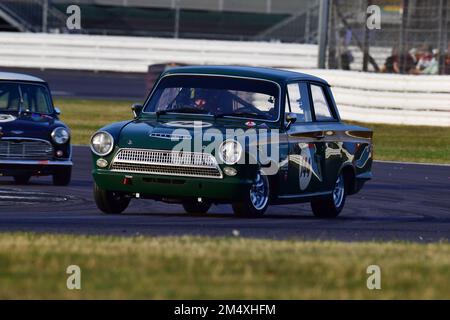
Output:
[173,88,218,113]
[191,89,209,110]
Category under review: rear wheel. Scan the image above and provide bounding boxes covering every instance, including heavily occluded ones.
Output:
[94,182,130,214]
[311,172,346,218]
[53,166,72,186]
[232,168,270,217]
[182,201,212,214]
[13,174,31,185]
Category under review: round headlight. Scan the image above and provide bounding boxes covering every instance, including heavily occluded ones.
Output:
[218,140,243,165]
[51,127,69,144]
[90,131,114,156]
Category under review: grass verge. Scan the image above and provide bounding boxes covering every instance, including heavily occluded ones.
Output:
[56,98,450,164]
[0,233,449,299]
[56,98,134,145]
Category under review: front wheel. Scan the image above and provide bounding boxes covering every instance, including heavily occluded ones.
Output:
[311,173,346,218]
[232,168,270,217]
[93,182,131,214]
[13,174,31,185]
[53,166,72,186]
[182,201,212,215]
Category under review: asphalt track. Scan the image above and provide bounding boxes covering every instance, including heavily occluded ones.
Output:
[0,146,449,242]
[1,67,147,101]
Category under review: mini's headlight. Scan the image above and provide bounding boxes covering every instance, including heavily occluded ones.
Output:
[90,131,114,156]
[51,127,69,144]
[219,140,242,165]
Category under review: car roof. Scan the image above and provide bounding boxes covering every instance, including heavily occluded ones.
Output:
[0,72,46,83]
[161,65,329,86]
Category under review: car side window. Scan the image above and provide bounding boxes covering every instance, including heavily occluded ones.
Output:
[0,89,10,109]
[286,82,312,122]
[310,84,335,121]
[0,83,20,111]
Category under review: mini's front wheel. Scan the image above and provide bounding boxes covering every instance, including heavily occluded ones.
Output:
[93,182,130,214]
[182,201,212,214]
[311,173,346,218]
[13,174,31,185]
[232,169,270,217]
[53,167,72,186]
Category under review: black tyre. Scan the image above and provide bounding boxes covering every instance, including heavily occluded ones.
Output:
[182,201,212,214]
[13,174,31,185]
[93,182,131,214]
[311,173,346,218]
[53,166,72,186]
[232,168,270,217]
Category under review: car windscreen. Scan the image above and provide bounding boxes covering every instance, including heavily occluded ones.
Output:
[144,75,280,121]
[0,82,53,114]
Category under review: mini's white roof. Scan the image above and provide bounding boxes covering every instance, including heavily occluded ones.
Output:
[0,72,45,83]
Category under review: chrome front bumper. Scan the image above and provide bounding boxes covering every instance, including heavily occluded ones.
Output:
[0,159,73,166]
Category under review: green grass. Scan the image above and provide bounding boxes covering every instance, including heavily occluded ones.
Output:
[56,98,450,164]
[350,122,450,164]
[56,98,134,145]
[0,233,449,299]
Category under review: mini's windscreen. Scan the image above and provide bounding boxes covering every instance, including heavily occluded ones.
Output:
[0,83,53,114]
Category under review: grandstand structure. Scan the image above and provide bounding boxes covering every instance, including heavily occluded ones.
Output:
[0,0,319,42]
[0,0,448,73]
[327,0,449,73]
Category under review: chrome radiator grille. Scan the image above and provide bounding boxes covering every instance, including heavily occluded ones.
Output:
[111,148,222,178]
[0,139,54,160]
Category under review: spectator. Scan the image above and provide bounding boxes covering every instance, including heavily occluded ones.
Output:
[400,50,416,74]
[403,48,418,73]
[445,42,450,75]
[338,31,353,70]
[380,47,415,74]
[380,46,400,73]
[421,49,439,75]
[413,44,434,74]
[340,47,354,70]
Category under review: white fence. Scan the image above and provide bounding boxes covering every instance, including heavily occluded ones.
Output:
[0,32,449,126]
[296,69,450,126]
[0,32,317,71]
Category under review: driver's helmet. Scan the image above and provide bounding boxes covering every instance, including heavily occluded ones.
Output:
[190,88,210,109]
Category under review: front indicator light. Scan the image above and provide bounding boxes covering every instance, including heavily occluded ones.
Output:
[96,158,108,168]
[223,167,237,176]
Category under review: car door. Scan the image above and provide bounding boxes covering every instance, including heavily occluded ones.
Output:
[308,82,343,192]
[281,81,327,196]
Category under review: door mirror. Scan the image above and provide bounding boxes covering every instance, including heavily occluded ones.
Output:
[131,104,143,118]
[54,107,61,116]
[285,112,297,129]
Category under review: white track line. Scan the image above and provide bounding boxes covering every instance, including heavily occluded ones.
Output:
[374,160,450,167]
[0,195,65,201]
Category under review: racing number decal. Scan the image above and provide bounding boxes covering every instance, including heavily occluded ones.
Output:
[0,114,16,122]
[298,142,312,191]
[164,121,212,128]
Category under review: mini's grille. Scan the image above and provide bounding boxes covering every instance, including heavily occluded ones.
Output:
[0,139,54,160]
[111,148,222,178]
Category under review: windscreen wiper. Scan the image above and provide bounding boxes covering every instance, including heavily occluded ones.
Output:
[214,112,268,119]
[156,107,210,116]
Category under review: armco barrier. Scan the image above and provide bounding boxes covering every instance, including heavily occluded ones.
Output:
[0,32,449,126]
[0,32,318,71]
[297,69,450,126]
